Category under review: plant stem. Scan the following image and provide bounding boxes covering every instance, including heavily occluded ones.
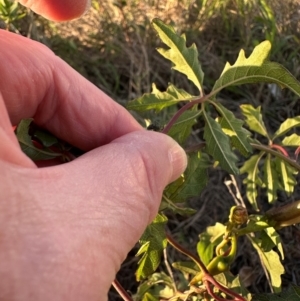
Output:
[185,142,206,153]
[184,142,300,172]
[166,232,209,274]
[269,144,289,157]
[112,279,133,301]
[204,279,246,301]
[162,94,210,134]
[166,233,247,301]
[251,143,300,171]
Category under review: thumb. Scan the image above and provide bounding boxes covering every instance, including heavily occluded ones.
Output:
[57,130,187,241]
[5,130,187,300]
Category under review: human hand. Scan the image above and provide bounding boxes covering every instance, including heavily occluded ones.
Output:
[0,2,187,300]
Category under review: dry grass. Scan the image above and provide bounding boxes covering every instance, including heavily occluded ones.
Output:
[3,0,300,299]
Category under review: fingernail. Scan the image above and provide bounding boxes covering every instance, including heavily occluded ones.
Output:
[168,143,187,182]
[84,0,92,13]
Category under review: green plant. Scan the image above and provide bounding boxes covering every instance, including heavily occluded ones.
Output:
[16,18,300,300]
[125,19,300,300]
[0,0,26,31]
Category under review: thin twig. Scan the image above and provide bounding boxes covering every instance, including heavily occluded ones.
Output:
[163,248,177,293]
[112,279,133,301]
[224,175,246,208]
[230,175,246,208]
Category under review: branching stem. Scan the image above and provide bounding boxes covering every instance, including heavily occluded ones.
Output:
[180,141,300,173]
[166,233,247,301]
[251,143,300,171]
[162,94,210,134]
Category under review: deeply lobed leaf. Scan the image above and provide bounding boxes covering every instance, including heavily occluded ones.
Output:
[136,214,168,281]
[240,104,269,139]
[127,83,193,112]
[152,18,204,93]
[211,41,300,100]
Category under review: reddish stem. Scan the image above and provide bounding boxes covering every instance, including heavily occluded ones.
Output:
[162,94,209,134]
[166,232,209,274]
[204,278,246,301]
[112,279,133,301]
[269,144,289,157]
[166,233,246,301]
[295,146,300,160]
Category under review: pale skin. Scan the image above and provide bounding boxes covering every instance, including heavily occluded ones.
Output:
[0,1,187,300]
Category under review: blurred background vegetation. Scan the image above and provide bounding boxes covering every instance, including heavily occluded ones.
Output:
[2,0,300,119]
[1,0,300,298]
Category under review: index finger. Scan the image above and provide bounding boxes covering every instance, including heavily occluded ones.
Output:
[0,30,142,151]
[18,0,91,21]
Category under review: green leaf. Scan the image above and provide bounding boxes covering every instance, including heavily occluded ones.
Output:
[172,261,199,276]
[264,154,281,203]
[252,284,300,301]
[167,109,200,145]
[213,102,252,156]
[160,197,196,216]
[127,83,193,112]
[166,151,211,202]
[33,128,59,148]
[136,272,175,301]
[152,18,204,92]
[275,157,297,196]
[240,104,269,139]
[214,273,251,300]
[197,233,215,266]
[248,234,284,293]
[197,223,226,266]
[273,116,300,140]
[136,214,168,281]
[236,215,270,236]
[263,227,284,260]
[16,119,61,161]
[211,41,300,99]
[203,111,239,175]
[282,133,300,146]
[142,293,159,301]
[240,153,265,211]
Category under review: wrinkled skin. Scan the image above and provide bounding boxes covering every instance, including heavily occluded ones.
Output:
[0,2,187,300]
